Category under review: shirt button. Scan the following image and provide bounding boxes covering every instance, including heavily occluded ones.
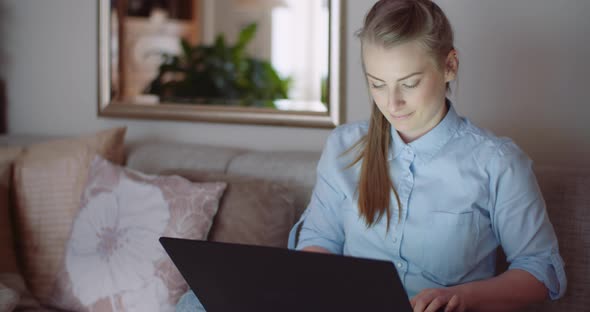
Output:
[397,262,403,268]
[392,237,398,243]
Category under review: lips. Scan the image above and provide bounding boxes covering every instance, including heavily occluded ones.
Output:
[392,112,414,120]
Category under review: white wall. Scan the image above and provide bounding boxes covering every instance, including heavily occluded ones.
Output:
[436,0,590,169]
[0,0,588,168]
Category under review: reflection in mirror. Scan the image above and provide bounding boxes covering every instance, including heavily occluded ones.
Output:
[99,0,344,127]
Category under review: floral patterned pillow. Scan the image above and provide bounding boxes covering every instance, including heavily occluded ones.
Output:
[51,156,226,311]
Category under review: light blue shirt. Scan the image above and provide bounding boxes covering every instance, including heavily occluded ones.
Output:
[288,104,566,300]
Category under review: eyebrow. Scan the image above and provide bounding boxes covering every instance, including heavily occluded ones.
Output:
[366,71,423,82]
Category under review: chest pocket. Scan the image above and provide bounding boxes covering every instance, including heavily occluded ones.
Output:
[417,211,479,285]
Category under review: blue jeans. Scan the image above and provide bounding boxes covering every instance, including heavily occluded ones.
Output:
[176,290,207,312]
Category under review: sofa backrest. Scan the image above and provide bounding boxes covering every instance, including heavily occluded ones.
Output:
[126,141,321,220]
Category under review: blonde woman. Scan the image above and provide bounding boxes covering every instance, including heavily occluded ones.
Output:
[289,0,566,311]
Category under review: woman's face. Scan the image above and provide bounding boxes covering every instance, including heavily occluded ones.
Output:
[362,40,456,143]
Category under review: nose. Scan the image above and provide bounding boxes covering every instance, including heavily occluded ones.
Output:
[388,87,404,112]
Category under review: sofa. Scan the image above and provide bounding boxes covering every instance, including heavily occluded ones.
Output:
[0,129,588,311]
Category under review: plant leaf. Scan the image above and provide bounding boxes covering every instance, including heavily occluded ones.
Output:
[235,23,257,53]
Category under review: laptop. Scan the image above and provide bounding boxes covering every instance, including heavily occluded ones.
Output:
[160,237,413,312]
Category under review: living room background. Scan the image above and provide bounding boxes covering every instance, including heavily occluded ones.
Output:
[0,0,588,168]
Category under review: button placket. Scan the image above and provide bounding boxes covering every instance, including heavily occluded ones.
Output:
[394,149,414,277]
[399,151,415,217]
[388,147,414,265]
[395,259,407,273]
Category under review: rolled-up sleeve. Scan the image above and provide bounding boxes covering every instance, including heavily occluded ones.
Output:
[287,132,347,254]
[488,141,567,300]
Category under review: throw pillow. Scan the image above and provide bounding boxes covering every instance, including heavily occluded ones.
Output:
[163,170,296,248]
[51,156,226,311]
[12,127,126,303]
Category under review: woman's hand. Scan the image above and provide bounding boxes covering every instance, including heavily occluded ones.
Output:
[410,287,467,312]
[300,246,332,254]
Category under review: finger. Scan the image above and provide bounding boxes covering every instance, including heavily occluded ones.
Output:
[413,299,428,312]
[412,294,430,312]
[412,290,436,312]
[424,296,447,312]
[410,294,426,308]
[410,296,417,308]
[445,295,459,312]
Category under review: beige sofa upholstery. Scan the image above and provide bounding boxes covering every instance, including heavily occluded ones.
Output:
[522,167,590,311]
[1,136,588,311]
[126,141,320,220]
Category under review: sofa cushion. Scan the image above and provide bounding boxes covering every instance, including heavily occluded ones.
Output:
[11,127,126,304]
[126,142,320,220]
[226,150,320,220]
[51,156,226,311]
[126,141,244,174]
[165,170,296,248]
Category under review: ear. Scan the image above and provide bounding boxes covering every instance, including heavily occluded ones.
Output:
[444,50,459,83]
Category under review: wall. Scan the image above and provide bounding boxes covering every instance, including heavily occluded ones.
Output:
[0,0,588,168]
[437,0,590,169]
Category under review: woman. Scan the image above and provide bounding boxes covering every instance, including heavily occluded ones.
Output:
[176,1,566,311]
[289,0,566,311]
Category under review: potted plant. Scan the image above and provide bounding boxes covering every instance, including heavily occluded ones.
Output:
[145,23,291,108]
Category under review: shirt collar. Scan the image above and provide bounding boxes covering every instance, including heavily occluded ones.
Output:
[388,99,462,163]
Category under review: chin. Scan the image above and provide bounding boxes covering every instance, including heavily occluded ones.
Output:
[392,123,413,133]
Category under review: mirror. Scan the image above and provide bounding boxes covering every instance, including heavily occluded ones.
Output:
[98,0,345,128]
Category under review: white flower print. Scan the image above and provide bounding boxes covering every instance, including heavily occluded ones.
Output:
[65,176,170,309]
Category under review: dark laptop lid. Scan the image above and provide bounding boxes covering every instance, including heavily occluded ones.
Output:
[160,237,412,312]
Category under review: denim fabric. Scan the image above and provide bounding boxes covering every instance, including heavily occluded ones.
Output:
[176,290,206,312]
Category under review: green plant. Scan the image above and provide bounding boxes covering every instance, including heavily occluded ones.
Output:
[145,23,291,108]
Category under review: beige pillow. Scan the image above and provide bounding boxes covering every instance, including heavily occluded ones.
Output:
[49,156,226,311]
[12,127,126,304]
[164,170,296,248]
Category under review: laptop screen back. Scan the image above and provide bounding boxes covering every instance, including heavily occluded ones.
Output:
[160,237,412,312]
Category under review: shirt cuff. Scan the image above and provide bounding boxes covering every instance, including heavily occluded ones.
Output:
[296,236,342,254]
[288,210,309,250]
[509,250,567,300]
[288,209,343,254]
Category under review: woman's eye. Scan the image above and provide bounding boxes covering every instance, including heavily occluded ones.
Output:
[371,83,385,89]
[403,81,420,89]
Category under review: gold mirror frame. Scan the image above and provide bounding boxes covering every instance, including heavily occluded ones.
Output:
[97,0,345,128]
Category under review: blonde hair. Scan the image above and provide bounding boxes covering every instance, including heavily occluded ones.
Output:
[348,0,455,229]
[358,0,454,69]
